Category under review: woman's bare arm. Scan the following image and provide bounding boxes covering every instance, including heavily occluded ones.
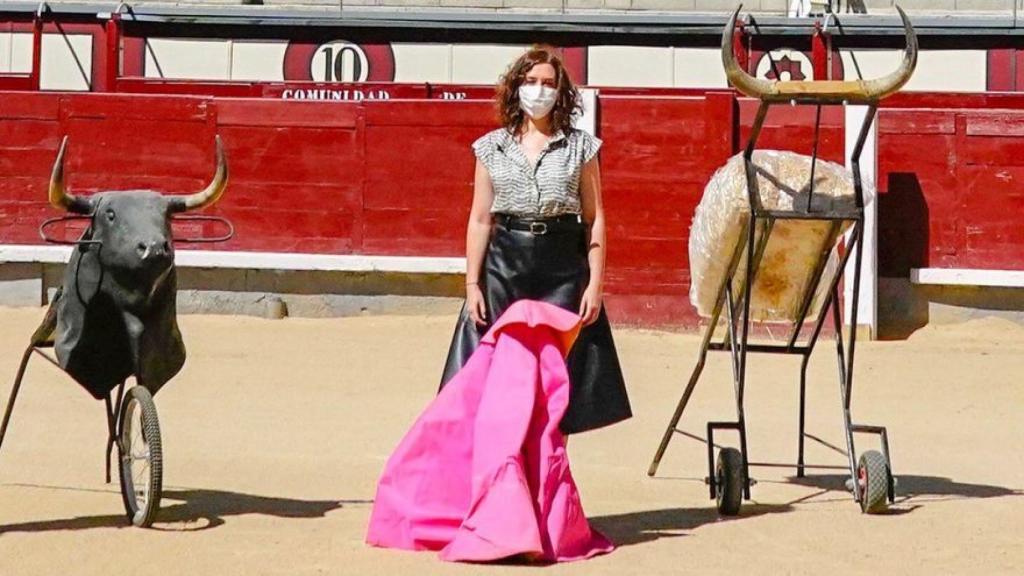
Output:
[579,157,606,325]
[465,159,495,324]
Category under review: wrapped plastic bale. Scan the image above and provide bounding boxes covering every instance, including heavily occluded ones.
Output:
[689,150,874,323]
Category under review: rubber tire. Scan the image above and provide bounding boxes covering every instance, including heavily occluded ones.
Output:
[117,386,163,527]
[716,447,744,516]
[857,450,889,514]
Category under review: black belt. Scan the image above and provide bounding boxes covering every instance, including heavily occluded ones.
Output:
[495,213,583,235]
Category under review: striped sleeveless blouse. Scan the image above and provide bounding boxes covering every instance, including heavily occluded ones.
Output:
[472,127,603,217]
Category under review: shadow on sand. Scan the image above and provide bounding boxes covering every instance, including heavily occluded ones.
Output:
[788,473,1023,506]
[597,471,1024,547]
[0,484,370,534]
[590,503,793,547]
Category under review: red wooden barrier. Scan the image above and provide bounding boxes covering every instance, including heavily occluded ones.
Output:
[878,107,1024,274]
[2,90,1024,326]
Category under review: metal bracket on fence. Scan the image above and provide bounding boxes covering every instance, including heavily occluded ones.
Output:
[171,215,235,244]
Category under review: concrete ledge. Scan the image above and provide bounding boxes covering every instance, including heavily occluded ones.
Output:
[879,276,1024,339]
[911,267,1024,288]
[0,263,44,307]
[176,290,463,318]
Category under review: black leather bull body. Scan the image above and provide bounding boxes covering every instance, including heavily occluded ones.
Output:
[45,136,228,399]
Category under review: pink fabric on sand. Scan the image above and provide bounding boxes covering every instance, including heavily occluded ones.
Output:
[365,300,614,563]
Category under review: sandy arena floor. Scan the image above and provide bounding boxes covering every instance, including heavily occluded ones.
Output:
[0,306,1021,575]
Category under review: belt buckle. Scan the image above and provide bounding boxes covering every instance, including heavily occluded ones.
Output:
[529,221,548,235]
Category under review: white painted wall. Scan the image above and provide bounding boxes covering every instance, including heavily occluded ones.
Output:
[450,44,527,84]
[673,48,729,88]
[1,32,92,90]
[841,49,988,92]
[41,34,92,90]
[0,32,18,73]
[392,42,451,83]
[7,32,32,74]
[231,40,288,82]
[588,46,674,87]
[844,105,878,336]
[145,38,232,80]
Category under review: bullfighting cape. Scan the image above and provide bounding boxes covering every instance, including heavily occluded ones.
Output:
[366,300,614,563]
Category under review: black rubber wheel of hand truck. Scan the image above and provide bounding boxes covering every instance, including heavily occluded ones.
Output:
[715,447,744,516]
[857,450,890,514]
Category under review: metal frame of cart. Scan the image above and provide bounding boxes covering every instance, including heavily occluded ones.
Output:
[647,6,917,515]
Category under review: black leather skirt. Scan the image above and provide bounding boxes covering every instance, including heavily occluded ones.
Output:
[440,214,632,435]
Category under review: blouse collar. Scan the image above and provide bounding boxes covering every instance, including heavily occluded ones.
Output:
[497,128,568,169]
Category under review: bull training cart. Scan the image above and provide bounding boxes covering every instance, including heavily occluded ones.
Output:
[0,213,233,528]
[646,8,917,516]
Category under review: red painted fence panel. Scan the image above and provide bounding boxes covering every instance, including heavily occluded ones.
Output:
[361,100,494,256]
[3,90,1024,326]
[878,105,1024,275]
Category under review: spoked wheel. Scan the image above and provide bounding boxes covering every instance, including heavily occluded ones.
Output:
[715,447,744,516]
[117,386,163,527]
[856,450,890,514]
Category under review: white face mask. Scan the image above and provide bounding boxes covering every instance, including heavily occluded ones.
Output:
[518,84,557,119]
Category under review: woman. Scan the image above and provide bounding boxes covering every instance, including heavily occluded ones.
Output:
[440,46,631,435]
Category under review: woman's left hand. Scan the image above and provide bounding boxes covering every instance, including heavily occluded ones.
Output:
[578,285,602,326]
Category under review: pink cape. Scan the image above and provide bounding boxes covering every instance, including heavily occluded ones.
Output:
[365,300,614,563]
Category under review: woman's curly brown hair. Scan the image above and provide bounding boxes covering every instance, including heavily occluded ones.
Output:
[496,46,582,135]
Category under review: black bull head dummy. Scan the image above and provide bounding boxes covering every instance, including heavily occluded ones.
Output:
[45,136,228,399]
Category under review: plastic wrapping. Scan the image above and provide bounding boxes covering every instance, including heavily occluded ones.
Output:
[689,150,874,323]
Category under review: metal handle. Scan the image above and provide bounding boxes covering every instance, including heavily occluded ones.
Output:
[38,215,100,246]
[171,214,234,244]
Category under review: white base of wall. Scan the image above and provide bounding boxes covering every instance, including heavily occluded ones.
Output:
[0,244,468,317]
[910,268,1024,288]
[0,245,467,275]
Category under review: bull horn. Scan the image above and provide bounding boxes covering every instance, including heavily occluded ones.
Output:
[861,6,918,99]
[173,135,228,212]
[722,5,917,102]
[721,6,774,100]
[48,136,90,214]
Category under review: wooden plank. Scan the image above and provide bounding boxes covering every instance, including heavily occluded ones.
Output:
[961,134,1024,166]
[361,209,466,256]
[0,120,63,147]
[62,94,210,122]
[363,126,476,210]
[216,98,360,128]
[362,100,494,127]
[0,93,60,120]
[878,110,956,135]
[965,112,1024,137]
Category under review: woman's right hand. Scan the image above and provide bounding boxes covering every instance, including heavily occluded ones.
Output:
[467,284,488,326]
